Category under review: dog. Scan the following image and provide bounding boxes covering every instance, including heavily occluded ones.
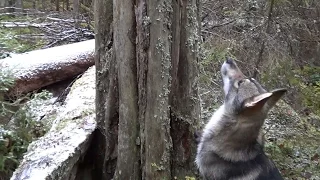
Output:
[195,57,286,180]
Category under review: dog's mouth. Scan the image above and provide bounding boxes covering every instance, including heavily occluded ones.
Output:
[221,58,245,79]
[221,57,246,95]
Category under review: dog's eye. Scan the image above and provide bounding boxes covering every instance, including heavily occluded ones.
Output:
[238,80,244,86]
[234,79,244,88]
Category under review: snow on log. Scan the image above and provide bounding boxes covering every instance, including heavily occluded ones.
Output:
[10,66,96,180]
[0,39,95,96]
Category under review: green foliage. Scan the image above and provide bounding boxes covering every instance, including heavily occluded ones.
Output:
[0,69,50,179]
[0,27,45,56]
[0,69,15,93]
[0,128,29,178]
[261,63,320,115]
[0,16,46,58]
[184,176,196,180]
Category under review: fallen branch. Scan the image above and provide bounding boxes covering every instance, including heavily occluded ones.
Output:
[0,21,49,28]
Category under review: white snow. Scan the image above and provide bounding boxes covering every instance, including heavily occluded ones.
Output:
[0,39,95,78]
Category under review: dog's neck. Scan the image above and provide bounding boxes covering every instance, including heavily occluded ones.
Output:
[202,105,265,162]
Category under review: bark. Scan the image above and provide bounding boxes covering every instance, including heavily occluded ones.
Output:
[10,66,96,180]
[170,0,201,178]
[93,0,115,179]
[42,0,46,10]
[66,0,69,10]
[93,0,201,179]
[56,0,59,11]
[73,0,79,27]
[113,0,140,179]
[15,0,23,12]
[143,0,173,179]
[135,0,148,178]
[0,40,95,96]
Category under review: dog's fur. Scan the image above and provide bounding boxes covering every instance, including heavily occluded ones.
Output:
[196,58,286,180]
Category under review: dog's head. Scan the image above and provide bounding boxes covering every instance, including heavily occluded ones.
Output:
[221,57,287,116]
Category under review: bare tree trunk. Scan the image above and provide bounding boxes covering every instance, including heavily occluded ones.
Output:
[170,0,201,178]
[113,0,140,179]
[253,0,275,78]
[73,0,79,27]
[93,0,201,179]
[92,0,115,179]
[15,0,23,12]
[41,0,46,10]
[135,0,148,178]
[66,0,69,10]
[142,0,173,179]
[55,0,59,11]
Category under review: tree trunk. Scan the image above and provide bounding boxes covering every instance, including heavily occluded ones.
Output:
[92,0,115,179]
[93,0,201,179]
[15,0,23,12]
[143,0,173,178]
[55,0,59,11]
[66,0,69,10]
[42,0,46,11]
[113,0,140,179]
[73,0,79,27]
[253,0,275,78]
[170,0,201,178]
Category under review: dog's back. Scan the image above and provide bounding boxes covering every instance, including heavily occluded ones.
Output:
[196,58,286,180]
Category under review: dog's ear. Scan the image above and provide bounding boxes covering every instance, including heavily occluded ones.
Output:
[264,88,287,110]
[242,88,286,114]
[243,93,272,109]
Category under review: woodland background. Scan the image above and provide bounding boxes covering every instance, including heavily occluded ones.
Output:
[0,0,319,179]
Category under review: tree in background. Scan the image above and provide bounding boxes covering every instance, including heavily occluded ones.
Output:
[93,0,201,179]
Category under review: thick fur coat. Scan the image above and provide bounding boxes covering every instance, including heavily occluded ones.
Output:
[196,58,285,180]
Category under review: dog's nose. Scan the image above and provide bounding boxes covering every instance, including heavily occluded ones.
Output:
[226,57,234,64]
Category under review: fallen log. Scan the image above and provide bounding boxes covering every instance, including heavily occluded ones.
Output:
[0,39,95,96]
[10,66,96,180]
